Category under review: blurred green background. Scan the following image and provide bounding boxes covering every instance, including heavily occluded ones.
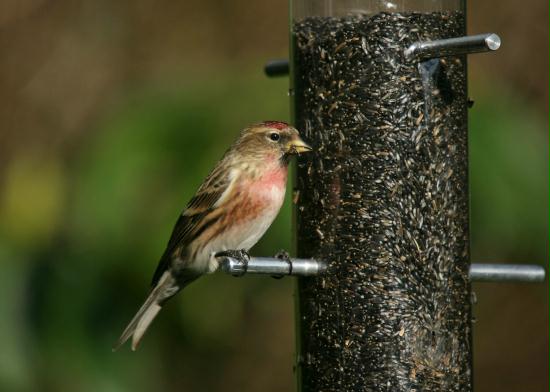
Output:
[0,1,547,391]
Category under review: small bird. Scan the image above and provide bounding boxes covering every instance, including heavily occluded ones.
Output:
[114,121,311,350]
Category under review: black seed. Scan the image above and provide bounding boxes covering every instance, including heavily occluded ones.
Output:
[293,11,471,392]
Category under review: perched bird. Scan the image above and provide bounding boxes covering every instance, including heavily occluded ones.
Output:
[114,121,311,350]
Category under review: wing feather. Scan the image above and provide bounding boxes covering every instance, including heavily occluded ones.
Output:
[150,161,238,286]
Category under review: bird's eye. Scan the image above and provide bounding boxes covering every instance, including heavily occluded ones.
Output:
[269,132,280,141]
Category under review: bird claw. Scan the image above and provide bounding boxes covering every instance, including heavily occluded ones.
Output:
[215,249,250,277]
[215,249,250,262]
[275,249,291,261]
[272,249,292,279]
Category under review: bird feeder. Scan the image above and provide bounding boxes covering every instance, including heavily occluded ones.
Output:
[292,0,471,390]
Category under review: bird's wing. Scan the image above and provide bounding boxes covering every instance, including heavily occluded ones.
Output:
[150,161,239,286]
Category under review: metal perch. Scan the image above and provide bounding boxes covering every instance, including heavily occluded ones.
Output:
[263,33,501,77]
[218,255,545,283]
[404,33,501,61]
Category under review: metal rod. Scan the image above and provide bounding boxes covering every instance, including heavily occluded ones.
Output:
[404,33,501,61]
[469,263,545,283]
[264,33,500,76]
[264,59,290,77]
[219,256,545,283]
[218,256,326,277]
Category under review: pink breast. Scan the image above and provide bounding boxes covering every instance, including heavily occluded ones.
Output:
[259,166,288,189]
[226,167,287,225]
[245,166,288,206]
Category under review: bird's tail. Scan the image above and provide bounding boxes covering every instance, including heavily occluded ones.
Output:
[113,272,180,351]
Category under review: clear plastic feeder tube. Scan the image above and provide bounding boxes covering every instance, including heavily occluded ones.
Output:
[291,0,471,391]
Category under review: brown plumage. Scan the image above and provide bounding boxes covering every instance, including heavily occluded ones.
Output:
[114,121,311,350]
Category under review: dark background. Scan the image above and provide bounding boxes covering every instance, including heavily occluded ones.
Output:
[0,1,547,391]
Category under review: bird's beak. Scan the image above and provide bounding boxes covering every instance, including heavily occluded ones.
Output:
[287,137,312,154]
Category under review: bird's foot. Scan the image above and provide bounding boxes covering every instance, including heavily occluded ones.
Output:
[274,249,291,261]
[215,249,250,277]
[272,249,292,279]
[215,249,250,262]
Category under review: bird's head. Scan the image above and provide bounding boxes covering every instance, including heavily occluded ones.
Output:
[236,121,312,163]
